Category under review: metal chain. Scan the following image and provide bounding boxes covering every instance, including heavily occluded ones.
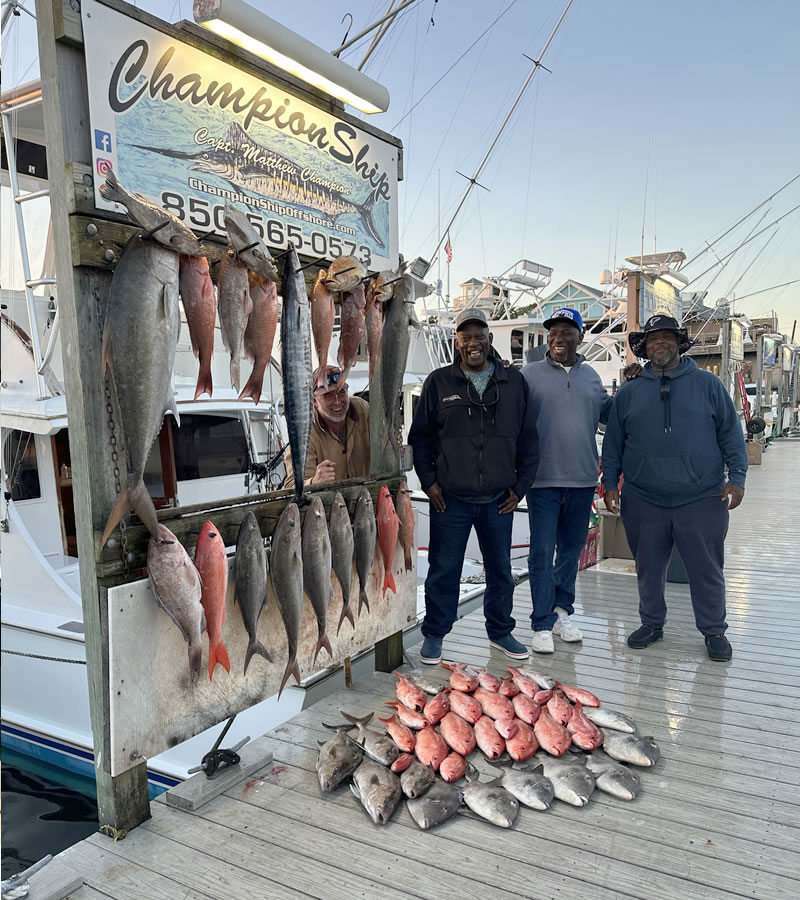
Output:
[1,648,87,665]
[96,288,129,579]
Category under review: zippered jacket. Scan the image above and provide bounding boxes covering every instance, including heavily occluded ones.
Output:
[601,356,747,507]
[521,353,612,489]
[409,350,537,501]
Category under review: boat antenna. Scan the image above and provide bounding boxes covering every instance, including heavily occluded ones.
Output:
[428,0,575,265]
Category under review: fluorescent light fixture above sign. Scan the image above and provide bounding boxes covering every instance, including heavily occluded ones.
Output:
[192,0,390,114]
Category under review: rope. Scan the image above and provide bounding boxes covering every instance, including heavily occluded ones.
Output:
[1,648,86,664]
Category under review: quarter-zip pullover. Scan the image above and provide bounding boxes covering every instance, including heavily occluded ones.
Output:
[521,353,612,489]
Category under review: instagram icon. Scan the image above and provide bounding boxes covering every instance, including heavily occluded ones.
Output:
[96,158,113,176]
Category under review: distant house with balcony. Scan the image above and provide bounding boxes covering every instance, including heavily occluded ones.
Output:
[452,278,510,313]
[536,280,613,331]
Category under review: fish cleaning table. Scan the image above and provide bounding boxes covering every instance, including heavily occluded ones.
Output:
[52,442,800,899]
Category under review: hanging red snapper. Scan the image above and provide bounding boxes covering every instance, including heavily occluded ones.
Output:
[179,254,216,401]
[194,520,230,681]
[376,485,400,595]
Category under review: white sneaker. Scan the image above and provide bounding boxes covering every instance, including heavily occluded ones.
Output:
[553,607,583,642]
[531,631,554,654]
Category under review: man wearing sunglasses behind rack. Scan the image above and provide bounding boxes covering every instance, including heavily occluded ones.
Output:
[409,307,537,665]
[284,365,370,488]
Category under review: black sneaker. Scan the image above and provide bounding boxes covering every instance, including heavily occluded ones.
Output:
[627,624,663,649]
[705,633,732,661]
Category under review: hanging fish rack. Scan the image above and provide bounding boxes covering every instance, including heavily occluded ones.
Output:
[95,473,404,585]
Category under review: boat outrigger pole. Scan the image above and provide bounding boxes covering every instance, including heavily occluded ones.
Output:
[428,0,575,264]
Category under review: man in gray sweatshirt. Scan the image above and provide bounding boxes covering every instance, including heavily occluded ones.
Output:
[521,308,612,653]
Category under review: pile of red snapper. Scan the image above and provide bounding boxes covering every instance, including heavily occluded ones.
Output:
[318,663,661,830]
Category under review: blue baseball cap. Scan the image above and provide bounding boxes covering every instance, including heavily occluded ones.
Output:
[543,307,583,331]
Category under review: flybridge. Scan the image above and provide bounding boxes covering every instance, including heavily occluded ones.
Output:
[108,41,392,201]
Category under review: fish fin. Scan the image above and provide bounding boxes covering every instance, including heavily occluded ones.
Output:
[243,638,273,675]
[341,710,373,727]
[382,568,396,596]
[208,639,231,680]
[194,361,213,401]
[98,167,124,203]
[358,587,370,616]
[238,367,264,405]
[165,392,180,427]
[130,143,204,162]
[277,655,299,698]
[101,488,130,548]
[337,602,356,634]
[313,634,333,664]
[403,549,413,572]
[229,356,241,393]
[188,641,203,682]
[355,192,385,248]
[322,721,355,732]
[440,663,455,673]
[102,478,159,548]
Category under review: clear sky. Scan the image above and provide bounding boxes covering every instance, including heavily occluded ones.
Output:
[3,0,798,332]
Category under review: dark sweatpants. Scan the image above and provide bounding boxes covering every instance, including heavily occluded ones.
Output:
[621,491,729,636]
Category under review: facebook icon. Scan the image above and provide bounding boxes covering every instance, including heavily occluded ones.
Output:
[94,130,112,152]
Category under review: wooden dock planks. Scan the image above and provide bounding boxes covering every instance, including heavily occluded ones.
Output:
[55,441,800,898]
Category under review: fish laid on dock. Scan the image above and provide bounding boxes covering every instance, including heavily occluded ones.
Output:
[601,731,661,767]
[399,757,436,798]
[239,271,278,405]
[147,524,205,682]
[280,248,313,504]
[194,520,230,681]
[439,711,476,756]
[302,497,333,664]
[583,749,642,800]
[329,492,356,633]
[406,779,462,830]
[394,671,426,711]
[442,662,479,693]
[351,758,402,825]
[270,502,304,695]
[336,711,398,767]
[216,245,252,393]
[100,168,205,256]
[316,727,363,793]
[352,488,377,615]
[582,706,637,734]
[439,750,467,783]
[378,713,416,753]
[100,232,181,547]
[487,761,553,811]
[567,700,604,751]
[533,707,571,757]
[235,511,272,675]
[534,752,596,807]
[179,254,216,401]
[462,764,519,828]
[413,722,449,771]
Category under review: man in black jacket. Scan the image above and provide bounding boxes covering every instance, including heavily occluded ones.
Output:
[409,308,536,664]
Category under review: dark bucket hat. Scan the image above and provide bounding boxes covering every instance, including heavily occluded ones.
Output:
[629,314,692,360]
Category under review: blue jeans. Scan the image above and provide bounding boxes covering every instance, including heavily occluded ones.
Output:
[527,487,595,631]
[422,492,516,641]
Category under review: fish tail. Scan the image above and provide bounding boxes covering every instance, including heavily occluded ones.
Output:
[278,655,301,698]
[98,167,124,203]
[238,368,263,405]
[404,549,413,572]
[356,192,385,248]
[188,641,202,682]
[382,568,396,596]
[358,587,370,616]
[243,638,273,675]
[229,356,241,393]
[340,710,373,726]
[101,478,159,548]
[208,638,231,680]
[194,358,213,401]
[313,633,333,664]
[337,602,356,634]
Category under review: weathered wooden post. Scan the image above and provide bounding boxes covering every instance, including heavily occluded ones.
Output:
[35,0,151,830]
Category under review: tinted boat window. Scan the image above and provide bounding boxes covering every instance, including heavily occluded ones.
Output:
[3,429,41,501]
[173,414,249,480]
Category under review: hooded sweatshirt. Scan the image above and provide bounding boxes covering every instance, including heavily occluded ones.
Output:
[601,356,747,507]
[521,353,612,489]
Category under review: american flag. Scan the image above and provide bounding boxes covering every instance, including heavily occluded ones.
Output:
[445,235,453,264]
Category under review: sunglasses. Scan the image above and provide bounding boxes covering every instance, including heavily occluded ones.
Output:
[314,371,342,392]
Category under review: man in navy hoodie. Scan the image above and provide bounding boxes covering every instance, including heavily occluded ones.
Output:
[602,315,747,661]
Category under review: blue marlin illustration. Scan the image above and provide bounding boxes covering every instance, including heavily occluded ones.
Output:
[134,123,384,246]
